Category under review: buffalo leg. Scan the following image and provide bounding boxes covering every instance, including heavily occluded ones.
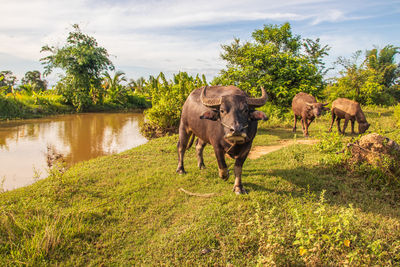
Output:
[301,117,306,135]
[307,117,314,127]
[195,138,206,169]
[176,126,191,174]
[233,156,248,195]
[305,117,314,136]
[293,115,297,133]
[213,146,229,180]
[328,112,336,132]
[336,118,342,133]
[303,117,309,136]
[342,117,349,134]
[350,119,355,134]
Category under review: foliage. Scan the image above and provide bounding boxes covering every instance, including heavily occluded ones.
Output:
[257,103,292,128]
[40,24,114,111]
[316,129,400,190]
[395,104,400,127]
[128,77,146,94]
[102,71,128,105]
[0,71,17,94]
[0,91,71,120]
[325,45,400,105]
[20,70,47,92]
[213,22,329,108]
[141,72,207,137]
[365,45,400,88]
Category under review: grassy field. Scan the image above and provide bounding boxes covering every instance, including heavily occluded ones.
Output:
[0,92,150,121]
[1,106,399,265]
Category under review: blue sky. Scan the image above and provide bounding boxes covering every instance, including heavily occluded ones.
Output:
[0,0,399,85]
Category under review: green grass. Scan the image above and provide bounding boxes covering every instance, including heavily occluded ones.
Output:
[1,107,400,265]
[0,93,72,120]
[0,92,150,120]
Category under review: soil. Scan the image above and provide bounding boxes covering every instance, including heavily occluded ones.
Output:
[347,133,400,165]
[248,139,319,159]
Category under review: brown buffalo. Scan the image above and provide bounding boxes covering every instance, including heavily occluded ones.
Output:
[329,98,370,134]
[291,92,328,136]
[176,85,268,194]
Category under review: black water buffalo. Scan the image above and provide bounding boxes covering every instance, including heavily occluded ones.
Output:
[292,92,328,136]
[176,85,268,194]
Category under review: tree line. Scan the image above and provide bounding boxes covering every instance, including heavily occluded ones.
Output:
[1,23,399,132]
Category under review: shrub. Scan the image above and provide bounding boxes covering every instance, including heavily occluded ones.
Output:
[394,103,400,127]
[140,72,206,138]
[316,131,400,189]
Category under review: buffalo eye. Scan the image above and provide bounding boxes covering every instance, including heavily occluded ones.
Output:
[220,109,225,114]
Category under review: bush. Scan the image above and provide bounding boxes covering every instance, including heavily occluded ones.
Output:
[316,131,400,190]
[394,104,400,127]
[0,91,71,120]
[141,72,206,138]
[257,103,292,128]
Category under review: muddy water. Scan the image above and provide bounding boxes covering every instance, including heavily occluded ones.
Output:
[0,112,147,191]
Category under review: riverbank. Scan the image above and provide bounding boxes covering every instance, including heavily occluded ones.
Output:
[1,107,399,265]
[0,93,150,121]
[0,112,147,191]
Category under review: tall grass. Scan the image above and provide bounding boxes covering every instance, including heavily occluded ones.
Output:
[0,92,71,120]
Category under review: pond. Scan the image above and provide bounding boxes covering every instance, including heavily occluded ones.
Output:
[0,112,147,191]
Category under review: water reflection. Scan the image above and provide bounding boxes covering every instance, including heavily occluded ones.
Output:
[0,113,147,191]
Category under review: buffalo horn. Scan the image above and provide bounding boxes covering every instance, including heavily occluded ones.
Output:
[200,86,222,107]
[306,102,314,106]
[247,87,268,107]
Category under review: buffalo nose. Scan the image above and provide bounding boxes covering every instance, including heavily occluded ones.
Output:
[230,125,243,135]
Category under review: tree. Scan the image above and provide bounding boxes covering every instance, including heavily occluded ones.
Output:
[128,77,146,94]
[102,71,127,104]
[21,70,47,92]
[213,22,329,108]
[40,24,114,110]
[365,45,400,88]
[325,46,400,105]
[0,71,17,94]
[303,38,331,76]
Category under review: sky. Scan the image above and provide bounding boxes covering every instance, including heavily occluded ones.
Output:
[1,0,399,86]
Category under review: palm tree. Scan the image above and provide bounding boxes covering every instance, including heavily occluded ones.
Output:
[128,77,146,93]
[103,71,127,104]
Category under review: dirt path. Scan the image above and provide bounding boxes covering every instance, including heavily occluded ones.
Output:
[248,139,319,159]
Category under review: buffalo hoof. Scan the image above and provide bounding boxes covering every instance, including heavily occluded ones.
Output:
[198,163,206,170]
[233,186,247,195]
[176,168,187,174]
[219,168,229,181]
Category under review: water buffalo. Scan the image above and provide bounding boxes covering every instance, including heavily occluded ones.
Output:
[291,92,328,136]
[329,98,370,134]
[176,85,268,194]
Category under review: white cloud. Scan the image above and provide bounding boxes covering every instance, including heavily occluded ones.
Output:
[0,0,398,83]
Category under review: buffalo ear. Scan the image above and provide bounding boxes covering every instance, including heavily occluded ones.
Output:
[250,110,268,121]
[200,110,219,121]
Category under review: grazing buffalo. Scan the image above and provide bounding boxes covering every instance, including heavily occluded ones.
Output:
[291,92,328,136]
[176,85,268,194]
[329,98,370,134]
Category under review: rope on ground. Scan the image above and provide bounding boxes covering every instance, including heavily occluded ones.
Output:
[178,188,217,198]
